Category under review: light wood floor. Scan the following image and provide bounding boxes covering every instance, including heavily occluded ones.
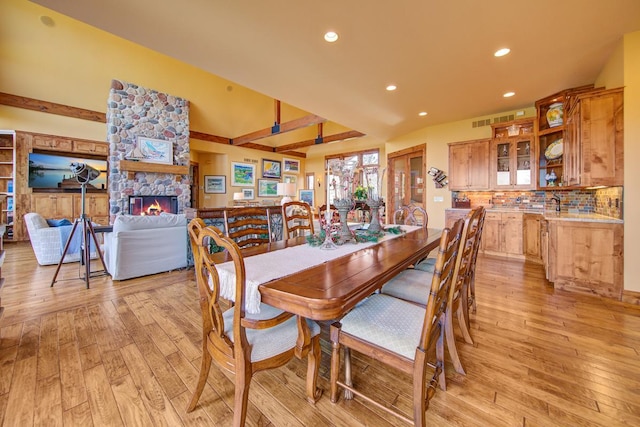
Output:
[1,242,639,426]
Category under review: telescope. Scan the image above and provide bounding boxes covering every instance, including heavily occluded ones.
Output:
[52,162,108,289]
[70,162,100,184]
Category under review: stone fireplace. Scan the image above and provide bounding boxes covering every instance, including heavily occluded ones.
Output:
[129,196,179,216]
[106,79,191,222]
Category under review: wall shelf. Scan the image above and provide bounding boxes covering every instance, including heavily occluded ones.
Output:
[119,160,189,181]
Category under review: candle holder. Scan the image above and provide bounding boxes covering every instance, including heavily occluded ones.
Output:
[319,209,339,250]
[365,198,383,233]
[334,198,355,243]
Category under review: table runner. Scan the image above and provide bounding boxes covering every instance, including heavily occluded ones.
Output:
[212,225,421,313]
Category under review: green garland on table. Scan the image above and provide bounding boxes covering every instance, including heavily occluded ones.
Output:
[306,226,406,247]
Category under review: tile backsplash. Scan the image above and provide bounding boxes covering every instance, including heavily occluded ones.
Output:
[452,187,623,219]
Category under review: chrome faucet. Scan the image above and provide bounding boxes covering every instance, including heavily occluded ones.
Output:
[551,194,561,212]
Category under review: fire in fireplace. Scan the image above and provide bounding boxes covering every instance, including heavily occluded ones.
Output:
[129,196,178,216]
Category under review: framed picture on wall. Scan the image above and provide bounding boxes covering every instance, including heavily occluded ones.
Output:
[283,158,300,173]
[299,189,315,207]
[204,175,226,193]
[130,136,173,164]
[262,159,282,179]
[231,162,256,186]
[258,179,279,197]
[283,174,297,184]
[242,188,254,199]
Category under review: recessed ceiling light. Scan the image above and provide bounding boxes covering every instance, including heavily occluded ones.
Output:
[494,48,510,57]
[503,92,515,98]
[419,112,428,116]
[386,85,397,91]
[324,31,339,43]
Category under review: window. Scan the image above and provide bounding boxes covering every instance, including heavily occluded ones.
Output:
[325,150,380,204]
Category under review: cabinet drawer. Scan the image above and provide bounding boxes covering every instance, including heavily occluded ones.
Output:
[74,140,109,155]
[32,136,73,151]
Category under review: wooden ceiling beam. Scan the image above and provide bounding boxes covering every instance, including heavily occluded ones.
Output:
[0,92,107,122]
[275,130,365,152]
[232,114,326,146]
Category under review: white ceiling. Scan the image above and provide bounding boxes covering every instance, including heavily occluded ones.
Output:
[30,0,640,145]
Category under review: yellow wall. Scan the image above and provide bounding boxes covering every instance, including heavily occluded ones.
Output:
[622,32,640,293]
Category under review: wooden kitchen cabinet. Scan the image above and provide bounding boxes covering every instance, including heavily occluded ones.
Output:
[490,119,535,190]
[482,211,523,258]
[523,213,542,263]
[448,139,490,191]
[548,220,623,299]
[564,87,624,187]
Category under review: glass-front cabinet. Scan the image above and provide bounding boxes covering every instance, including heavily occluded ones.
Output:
[490,119,535,190]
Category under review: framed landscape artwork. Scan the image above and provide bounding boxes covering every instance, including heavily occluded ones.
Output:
[258,179,279,197]
[283,174,297,184]
[231,162,256,186]
[204,175,226,193]
[262,159,282,179]
[299,189,314,207]
[131,136,173,165]
[283,158,300,173]
[242,188,254,199]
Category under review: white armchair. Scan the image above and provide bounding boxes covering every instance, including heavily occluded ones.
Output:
[24,212,100,266]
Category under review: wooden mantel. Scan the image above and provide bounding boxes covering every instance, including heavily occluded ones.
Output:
[119,160,189,180]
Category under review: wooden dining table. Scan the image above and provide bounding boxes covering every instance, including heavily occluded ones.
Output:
[215,226,443,402]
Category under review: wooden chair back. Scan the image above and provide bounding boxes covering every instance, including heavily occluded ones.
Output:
[443,206,485,374]
[329,218,465,426]
[466,206,486,317]
[393,204,428,229]
[223,207,272,248]
[318,204,341,233]
[186,219,321,425]
[282,201,315,239]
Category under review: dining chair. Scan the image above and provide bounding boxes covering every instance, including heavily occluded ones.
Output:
[393,204,429,229]
[186,220,322,426]
[329,218,464,426]
[282,201,315,238]
[381,206,485,375]
[223,206,272,249]
[318,204,341,234]
[465,205,486,322]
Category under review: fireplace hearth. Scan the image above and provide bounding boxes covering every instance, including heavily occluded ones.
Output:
[129,196,178,216]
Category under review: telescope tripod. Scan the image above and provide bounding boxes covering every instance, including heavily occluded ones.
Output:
[50,183,108,289]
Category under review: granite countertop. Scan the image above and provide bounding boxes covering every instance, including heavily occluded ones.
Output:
[445,207,623,224]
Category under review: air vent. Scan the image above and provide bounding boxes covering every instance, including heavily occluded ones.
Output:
[472,114,516,128]
[493,114,515,123]
[472,118,492,128]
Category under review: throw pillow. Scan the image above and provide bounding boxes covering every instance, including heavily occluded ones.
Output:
[46,218,73,227]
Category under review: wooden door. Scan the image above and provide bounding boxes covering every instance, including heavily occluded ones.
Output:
[387,145,426,220]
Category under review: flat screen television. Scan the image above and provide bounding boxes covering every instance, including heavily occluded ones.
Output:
[28,152,108,190]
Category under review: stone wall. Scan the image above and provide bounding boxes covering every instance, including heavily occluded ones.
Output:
[106,79,190,220]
